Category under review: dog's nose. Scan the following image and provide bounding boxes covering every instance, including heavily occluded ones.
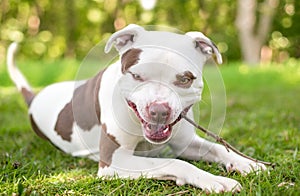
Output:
[148,102,171,123]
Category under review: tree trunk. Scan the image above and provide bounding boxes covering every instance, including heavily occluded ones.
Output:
[236,0,278,65]
[65,0,77,58]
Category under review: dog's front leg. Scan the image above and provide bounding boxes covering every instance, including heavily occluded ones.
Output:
[179,134,267,175]
[169,111,267,175]
[97,148,241,193]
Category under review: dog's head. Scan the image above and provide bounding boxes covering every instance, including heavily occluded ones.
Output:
[106,24,222,144]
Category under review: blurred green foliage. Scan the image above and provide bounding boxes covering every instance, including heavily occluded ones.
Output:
[0,0,299,63]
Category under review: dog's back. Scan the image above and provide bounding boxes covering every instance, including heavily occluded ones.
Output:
[7,43,101,161]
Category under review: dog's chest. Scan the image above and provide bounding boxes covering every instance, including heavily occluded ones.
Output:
[134,140,174,157]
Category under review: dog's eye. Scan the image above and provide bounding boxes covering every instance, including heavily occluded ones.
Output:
[174,71,196,88]
[178,76,191,84]
[131,73,143,81]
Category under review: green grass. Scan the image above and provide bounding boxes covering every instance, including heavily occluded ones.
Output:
[0,60,299,195]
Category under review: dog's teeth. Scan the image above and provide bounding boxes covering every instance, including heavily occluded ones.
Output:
[163,127,168,133]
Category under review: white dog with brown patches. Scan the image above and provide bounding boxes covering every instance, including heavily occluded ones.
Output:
[7,24,267,193]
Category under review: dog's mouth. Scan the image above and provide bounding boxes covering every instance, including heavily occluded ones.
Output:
[127,100,190,144]
[143,122,172,144]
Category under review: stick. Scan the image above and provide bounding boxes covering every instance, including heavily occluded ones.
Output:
[181,114,276,167]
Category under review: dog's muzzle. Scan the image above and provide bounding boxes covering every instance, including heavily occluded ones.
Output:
[127,100,191,144]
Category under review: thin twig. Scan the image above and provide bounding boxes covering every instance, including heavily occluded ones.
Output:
[166,190,190,196]
[108,183,125,195]
[181,114,276,167]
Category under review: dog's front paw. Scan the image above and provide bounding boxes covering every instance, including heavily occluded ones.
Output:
[226,156,267,175]
[182,174,241,193]
[203,175,242,193]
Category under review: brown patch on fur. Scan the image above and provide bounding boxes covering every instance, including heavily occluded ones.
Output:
[54,102,74,141]
[72,69,105,129]
[54,69,105,142]
[21,88,35,106]
[99,123,120,168]
[121,48,142,73]
[173,71,196,88]
[29,114,49,141]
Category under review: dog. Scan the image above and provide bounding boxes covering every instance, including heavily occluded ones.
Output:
[7,24,267,193]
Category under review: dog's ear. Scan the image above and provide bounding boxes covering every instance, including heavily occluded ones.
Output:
[105,24,145,54]
[185,32,222,64]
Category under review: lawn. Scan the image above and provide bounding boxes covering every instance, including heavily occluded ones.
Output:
[0,59,299,195]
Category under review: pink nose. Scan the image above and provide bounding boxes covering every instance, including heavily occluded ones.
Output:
[147,102,171,123]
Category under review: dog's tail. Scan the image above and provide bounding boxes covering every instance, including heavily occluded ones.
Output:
[7,42,35,106]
